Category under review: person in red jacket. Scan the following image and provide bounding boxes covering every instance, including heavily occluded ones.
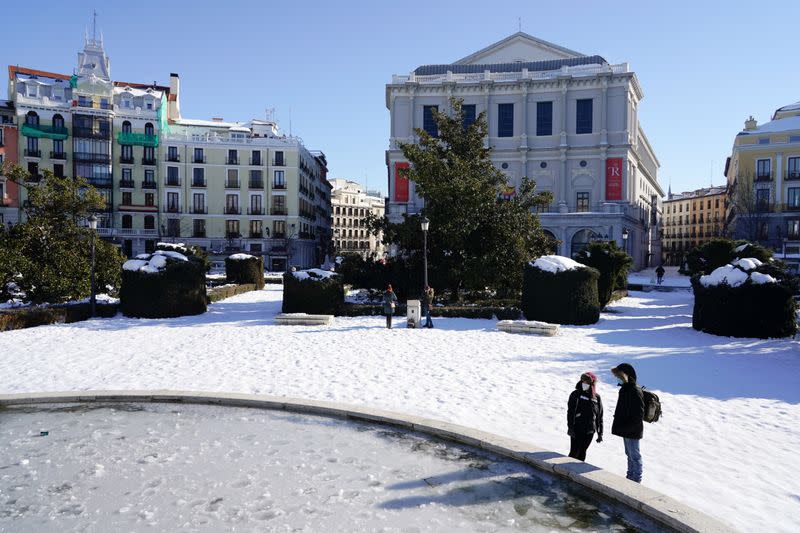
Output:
[567,372,603,461]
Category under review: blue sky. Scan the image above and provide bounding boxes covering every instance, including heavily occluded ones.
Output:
[3,1,799,196]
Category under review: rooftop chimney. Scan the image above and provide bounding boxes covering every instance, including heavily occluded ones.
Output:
[212,117,224,122]
[744,115,757,131]
[168,73,181,121]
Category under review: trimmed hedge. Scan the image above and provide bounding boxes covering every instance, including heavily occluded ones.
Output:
[282,271,344,315]
[337,303,521,319]
[692,278,797,338]
[225,256,265,289]
[207,284,257,303]
[0,302,118,332]
[120,260,207,318]
[521,263,601,325]
[574,241,633,308]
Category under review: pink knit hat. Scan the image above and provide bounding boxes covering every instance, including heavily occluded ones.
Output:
[581,372,598,398]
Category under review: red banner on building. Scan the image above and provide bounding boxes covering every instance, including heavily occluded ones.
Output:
[605,158,623,200]
[394,162,410,202]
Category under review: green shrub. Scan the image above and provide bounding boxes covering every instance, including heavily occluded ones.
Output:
[207,284,257,303]
[225,255,265,289]
[337,254,423,300]
[282,270,344,315]
[521,262,601,325]
[574,241,633,308]
[692,275,797,338]
[0,302,118,332]
[120,252,207,318]
[684,239,774,276]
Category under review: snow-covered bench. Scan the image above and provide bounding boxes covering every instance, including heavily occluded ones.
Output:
[274,313,334,326]
[497,320,559,336]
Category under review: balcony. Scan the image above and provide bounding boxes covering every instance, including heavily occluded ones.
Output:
[247,207,264,215]
[190,206,208,214]
[119,179,135,188]
[193,155,206,164]
[50,151,67,160]
[75,99,112,110]
[273,158,285,166]
[272,232,286,239]
[224,206,241,215]
[85,177,112,188]
[164,205,182,214]
[165,178,181,187]
[142,157,157,166]
[20,124,69,140]
[249,232,263,239]
[24,149,42,158]
[270,207,287,216]
[191,178,206,187]
[756,202,773,213]
[226,156,239,165]
[786,170,800,181]
[272,182,286,190]
[142,180,157,189]
[117,132,159,147]
[73,128,110,140]
[119,155,134,164]
[226,232,241,239]
[25,174,42,183]
[782,203,800,212]
[116,228,158,236]
[249,157,262,165]
[225,180,240,189]
[755,172,773,182]
[75,152,111,164]
[193,231,206,238]
[166,154,180,162]
[249,179,264,189]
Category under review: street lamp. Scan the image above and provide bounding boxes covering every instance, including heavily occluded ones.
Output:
[88,214,98,318]
[421,216,430,289]
[622,228,629,254]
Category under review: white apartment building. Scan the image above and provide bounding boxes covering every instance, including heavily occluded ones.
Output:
[385,32,663,268]
[329,178,385,259]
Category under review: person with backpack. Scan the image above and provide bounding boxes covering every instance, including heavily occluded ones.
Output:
[567,372,603,461]
[611,363,645,483]
[655,265,665,285]
[382,284,398,329]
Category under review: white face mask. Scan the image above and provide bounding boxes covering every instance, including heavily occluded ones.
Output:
[581,383,590,392]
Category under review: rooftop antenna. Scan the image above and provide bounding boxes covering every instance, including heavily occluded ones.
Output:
[518,17,522,32]
[710,160,713,187]
[92,9,97,41]
[289,106,292,137]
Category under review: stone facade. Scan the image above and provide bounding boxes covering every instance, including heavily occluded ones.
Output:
[385,33,663,269]
[329,178,385,258]
[661,186,727,265]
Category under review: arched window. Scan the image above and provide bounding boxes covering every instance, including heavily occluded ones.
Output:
[52,114,64,129]
[144,216,155,230]
[121,215,132,229]
[144,122,154,136]
[122,121,132,133]
[570,229,597,257]
[25,111,39,126]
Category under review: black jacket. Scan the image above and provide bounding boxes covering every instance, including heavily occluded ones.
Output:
[612,382,645,439]
[567,387,603,437]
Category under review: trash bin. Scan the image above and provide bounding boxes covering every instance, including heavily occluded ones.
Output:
[406,299,421,328]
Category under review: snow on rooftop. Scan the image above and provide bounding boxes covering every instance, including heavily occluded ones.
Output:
[113,86,162,98]
[531,255,585,274]
[743,115,800,135]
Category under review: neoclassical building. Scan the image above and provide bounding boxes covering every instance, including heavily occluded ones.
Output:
[329,178,385,258]
[385,32,663,268]
[661,186,727,265]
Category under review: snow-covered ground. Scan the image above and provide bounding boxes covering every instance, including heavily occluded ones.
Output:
[1,287,798,531]
[0,403,657,531]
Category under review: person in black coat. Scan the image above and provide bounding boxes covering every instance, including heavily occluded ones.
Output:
[567,372,603,461]
[611,363,645,482]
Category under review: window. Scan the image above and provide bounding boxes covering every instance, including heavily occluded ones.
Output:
[143,146,155,163]
[576,192,590,212]
[26,136,39,155]
[226,169,239,188]
[250,220,262,237]
[121,214,132,229]
[167,192,180,212]
[25,111,39,126]
[788,157,800,178]
[462,104,476,129]
[250,169,263,188]
[144,123,154,136]
[226,220,240,238]
[273,170,285,188]
[273,220,286,237]
[251,150,261,165]
[227,149,238,165]
[167,219,180,237]
[756,159,771,179]
[788,188,800,209]
[788,219,800,239]
[250,195,263,214]
[144,215,155,230]
[167,166,179,186]
[536,101,553,136]
[274,151,284,166]
[422,105,438,137]
[192,193,205,213]
[193,148,204,163]
[120,144,133,162]
[193,219,206,237]
[53,139,64,156]
[497,103,514,137]
[122,121,132,133]
[225,194,239,214]
[756,188,770,211]
[52,114,64,129]
[122,192,132,205]
[759,221,769,240]
[576,99,593,134]
[167,146,179,162]
[144,170,154,184]
[707,200,711,209]
[145,193,154,207]
[192,167,204,187]
[272,195,286,214]
[53,164,64,178]
[28,162,39,177]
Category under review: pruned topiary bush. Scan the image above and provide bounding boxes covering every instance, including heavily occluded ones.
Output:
[282,269,343,315]
[691,258,797,338]
[683,238,774,276]
[574,241,633,308]
[521,255,601,325]
[120,244,207,318]
[225,254,265,289]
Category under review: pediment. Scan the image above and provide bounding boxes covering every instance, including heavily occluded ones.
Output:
[455,32,582,65]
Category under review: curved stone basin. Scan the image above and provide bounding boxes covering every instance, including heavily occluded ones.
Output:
[0,403,664,531]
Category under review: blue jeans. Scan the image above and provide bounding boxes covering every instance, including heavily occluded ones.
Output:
[424,308,433,328]
[623,438,642,482]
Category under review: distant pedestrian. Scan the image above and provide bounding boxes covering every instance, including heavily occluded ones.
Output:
[611,363,645,483]
[382,284,398,329]
[421,285,434,329]
[567,372,603,461]
[655,265,665,285]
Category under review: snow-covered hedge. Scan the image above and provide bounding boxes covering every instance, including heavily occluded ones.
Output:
[225,254,264,289]
[692,258,797,338]
[120,247,207,318]
[522,256,601,325]
[282,269,343,315]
